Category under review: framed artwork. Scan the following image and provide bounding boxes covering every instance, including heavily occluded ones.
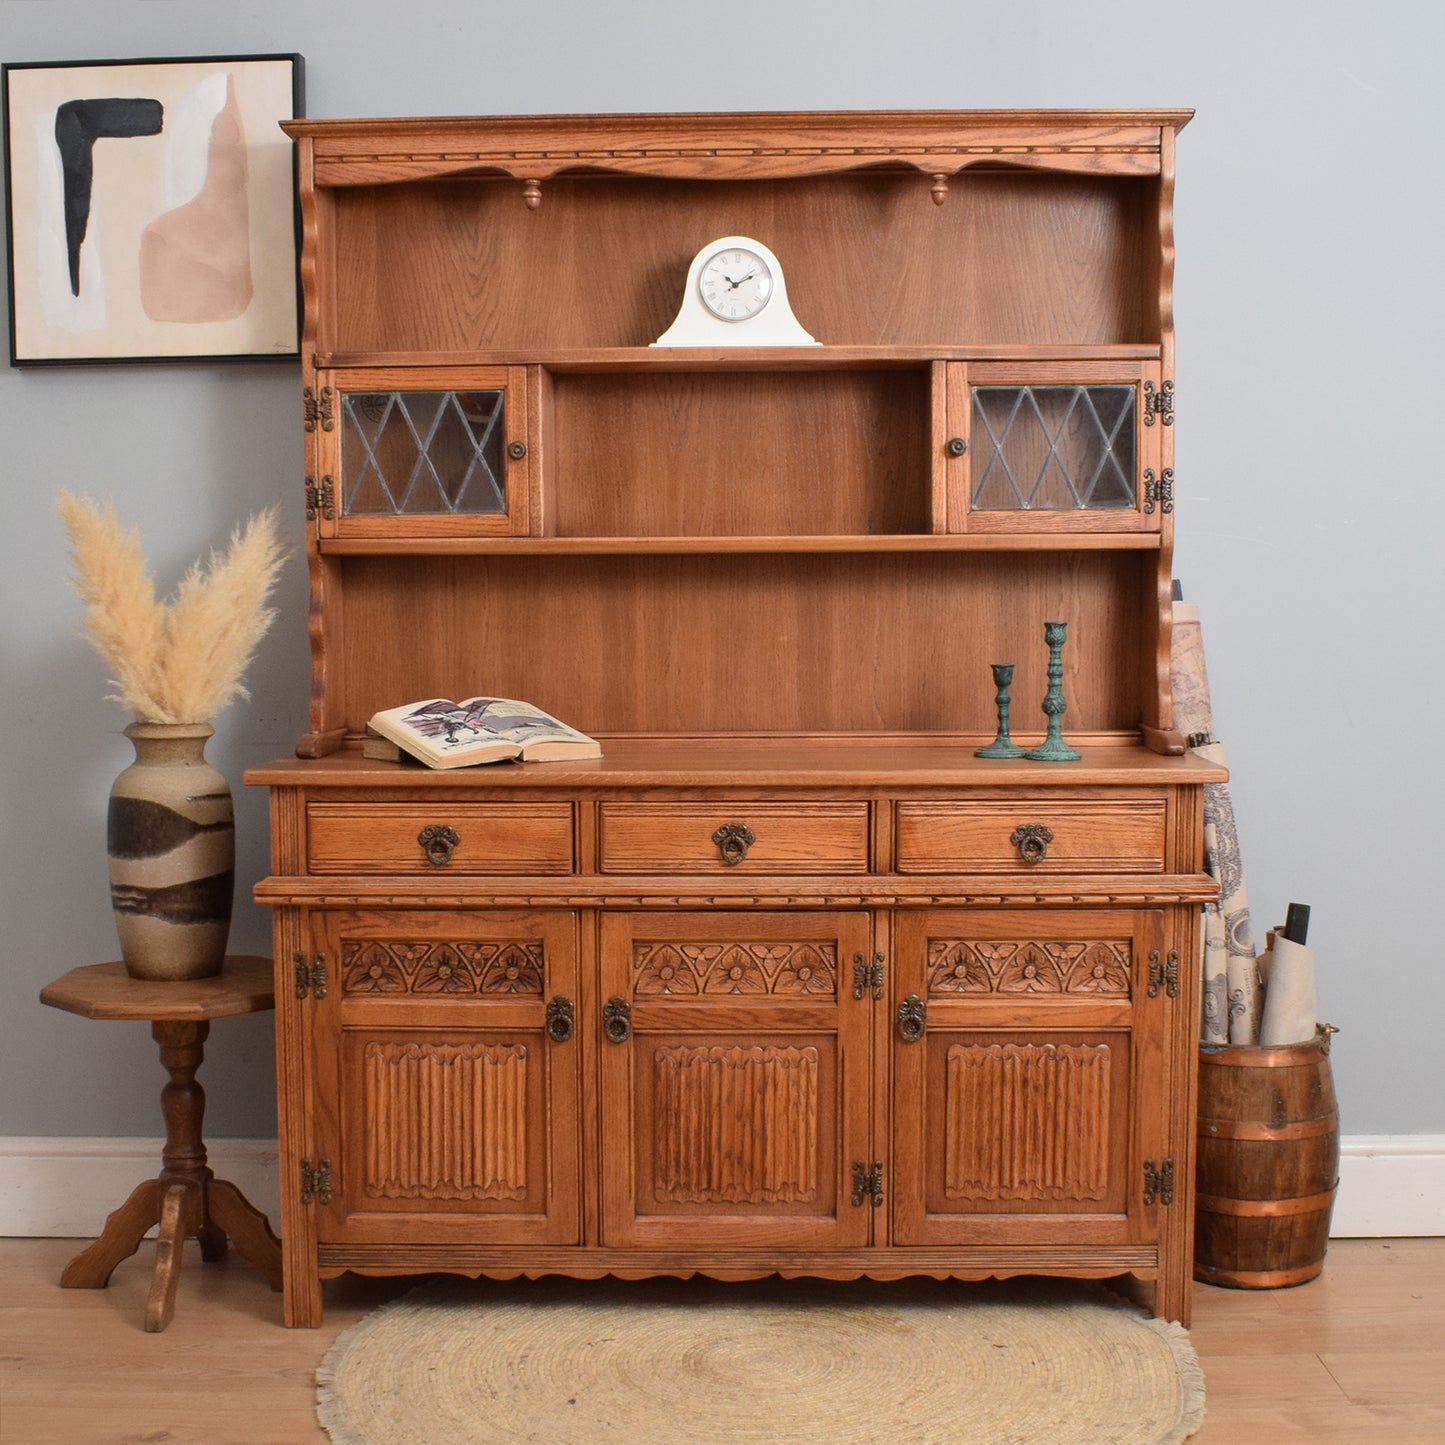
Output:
[3,54,304,365]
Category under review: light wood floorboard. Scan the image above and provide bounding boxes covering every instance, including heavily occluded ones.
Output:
[2,1237,1442,1443]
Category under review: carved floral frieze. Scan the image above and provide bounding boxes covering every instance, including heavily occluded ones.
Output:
[343,939,544,995]
[928,939,1131,996]
[634,941,837,996]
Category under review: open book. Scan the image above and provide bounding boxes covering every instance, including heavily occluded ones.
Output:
[365,696,601,769]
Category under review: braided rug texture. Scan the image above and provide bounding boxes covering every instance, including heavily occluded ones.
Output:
[317,1276,1204,1444]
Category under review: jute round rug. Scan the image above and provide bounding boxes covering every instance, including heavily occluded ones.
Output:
[317,1276,1204,1444]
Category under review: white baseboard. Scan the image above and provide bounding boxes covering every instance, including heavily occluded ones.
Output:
[1332,1134,1445,1237]
[0,1136,280,1238]
[1,1134,1440,1239]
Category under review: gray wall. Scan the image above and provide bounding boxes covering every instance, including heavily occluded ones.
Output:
[2,0,1441,1140]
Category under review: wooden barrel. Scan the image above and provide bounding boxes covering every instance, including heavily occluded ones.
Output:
[1194,1027,1339,1288]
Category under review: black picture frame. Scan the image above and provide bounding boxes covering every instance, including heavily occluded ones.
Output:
[3,53,304,366]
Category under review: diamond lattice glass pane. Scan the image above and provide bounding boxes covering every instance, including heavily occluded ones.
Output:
[341,394,401,513]
[340,390,507,516]
[971,386,1136,511]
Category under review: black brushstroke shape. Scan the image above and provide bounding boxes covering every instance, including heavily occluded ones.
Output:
[53,97,164,295]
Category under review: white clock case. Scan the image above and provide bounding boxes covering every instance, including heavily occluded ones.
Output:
[652,236,818,347]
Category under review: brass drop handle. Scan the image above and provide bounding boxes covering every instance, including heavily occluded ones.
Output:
[1010,822,1054,865]
[712,822,755,866]
[418,823,460,866]
[897,993,926,1043]
[603,995,632,1043]
[545,995,575,1043]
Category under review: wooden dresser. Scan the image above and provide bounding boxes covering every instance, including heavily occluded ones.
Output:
[247,109,1222,1327]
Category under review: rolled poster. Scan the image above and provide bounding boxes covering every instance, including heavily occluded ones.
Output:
[1258,937,1317,1045]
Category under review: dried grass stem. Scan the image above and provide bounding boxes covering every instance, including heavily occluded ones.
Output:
[57,490,287,724]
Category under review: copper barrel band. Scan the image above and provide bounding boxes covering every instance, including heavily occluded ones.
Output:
[1194,1188,1337,1218]
[1197,1115,1338,1142]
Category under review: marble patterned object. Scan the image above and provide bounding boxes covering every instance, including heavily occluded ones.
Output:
[107,722,234,980]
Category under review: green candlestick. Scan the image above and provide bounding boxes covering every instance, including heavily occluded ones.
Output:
[976,663,1026,758]
[1024,621,1081,762]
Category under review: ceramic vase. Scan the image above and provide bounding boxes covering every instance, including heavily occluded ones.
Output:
[107,722,234,980]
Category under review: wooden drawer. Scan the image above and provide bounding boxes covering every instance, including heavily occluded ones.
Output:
[598,802,870,874]
[895,798,1167,874]
[306,803,574,874]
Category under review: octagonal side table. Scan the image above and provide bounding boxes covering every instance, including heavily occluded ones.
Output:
[39,955,283,1331]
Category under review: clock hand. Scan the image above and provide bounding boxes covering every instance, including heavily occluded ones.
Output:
[724,272,756,290]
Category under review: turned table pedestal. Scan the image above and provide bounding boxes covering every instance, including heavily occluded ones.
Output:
[39,955,283,1331]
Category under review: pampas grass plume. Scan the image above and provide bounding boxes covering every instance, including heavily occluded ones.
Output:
[57,490,288,724]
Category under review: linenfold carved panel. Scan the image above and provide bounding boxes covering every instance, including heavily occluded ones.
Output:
[634,942,836,996]
[343,940,543,995]
[943,1042,1112,1201]
[653,1045,819,1204]
[928,940,1130,996]
[363,1041,528,1200]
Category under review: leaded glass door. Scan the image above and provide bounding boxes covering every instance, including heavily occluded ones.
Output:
[944,363,1166,533]
[310,367,531,537]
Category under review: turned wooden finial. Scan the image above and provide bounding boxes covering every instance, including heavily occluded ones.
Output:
[930,173,949,206]
[522,178,542,209]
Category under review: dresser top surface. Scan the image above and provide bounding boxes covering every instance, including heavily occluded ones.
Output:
[246,741,1226,791]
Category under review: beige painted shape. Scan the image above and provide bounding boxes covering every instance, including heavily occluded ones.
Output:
[139,76,253,323]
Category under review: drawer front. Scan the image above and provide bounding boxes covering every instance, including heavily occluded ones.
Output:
[895,799,1166,874]
[598,803,870,874]
[307,803,574,874]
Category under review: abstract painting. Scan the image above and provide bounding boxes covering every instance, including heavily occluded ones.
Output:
[3,54,303,365]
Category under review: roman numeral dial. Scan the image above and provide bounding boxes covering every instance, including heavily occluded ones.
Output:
[698,246,774,321]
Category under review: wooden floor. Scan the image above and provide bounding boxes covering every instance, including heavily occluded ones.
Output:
[2,1236,1443,1443]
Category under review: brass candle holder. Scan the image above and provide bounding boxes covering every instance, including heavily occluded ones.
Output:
[975,663,1025,758]
[1023,621,1081,762]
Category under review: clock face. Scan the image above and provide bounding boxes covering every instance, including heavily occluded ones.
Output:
[698,246,774,322]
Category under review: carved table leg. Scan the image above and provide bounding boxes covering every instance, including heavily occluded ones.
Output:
[207,1177,283,1291]
[62,1017,284,1328]
[146,1179,201,1332]
[60,1178,161,1288]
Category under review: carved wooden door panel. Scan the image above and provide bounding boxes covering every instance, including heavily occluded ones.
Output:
[891,908,1168,1247]
[599,910,873,1250]
[307,908,580,1246]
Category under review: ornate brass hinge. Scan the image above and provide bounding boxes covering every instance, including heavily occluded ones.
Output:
[303,385,334,432]
[1143,1157,1175,1207]
[294,951,327,1001]
[1143,468,1175,515]
[851,1159,884,1208]
[300,1157,332,1206]
[852,951,886,1001]
[304,475,336,522]
[1143,379,1174,426]
[1147,948,1180,999]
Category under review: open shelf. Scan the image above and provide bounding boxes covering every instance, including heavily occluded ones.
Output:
[314,343,1165,371]
[318,532,1162,556]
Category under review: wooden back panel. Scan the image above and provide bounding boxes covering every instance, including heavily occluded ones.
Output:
[334,552,1146,737]
[551,370,931,537]
[325,171,1159,355]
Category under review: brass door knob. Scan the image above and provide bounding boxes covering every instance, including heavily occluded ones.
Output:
[603,995,631,1043]
[897,994,926,1043]
[546,995,575,1042]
